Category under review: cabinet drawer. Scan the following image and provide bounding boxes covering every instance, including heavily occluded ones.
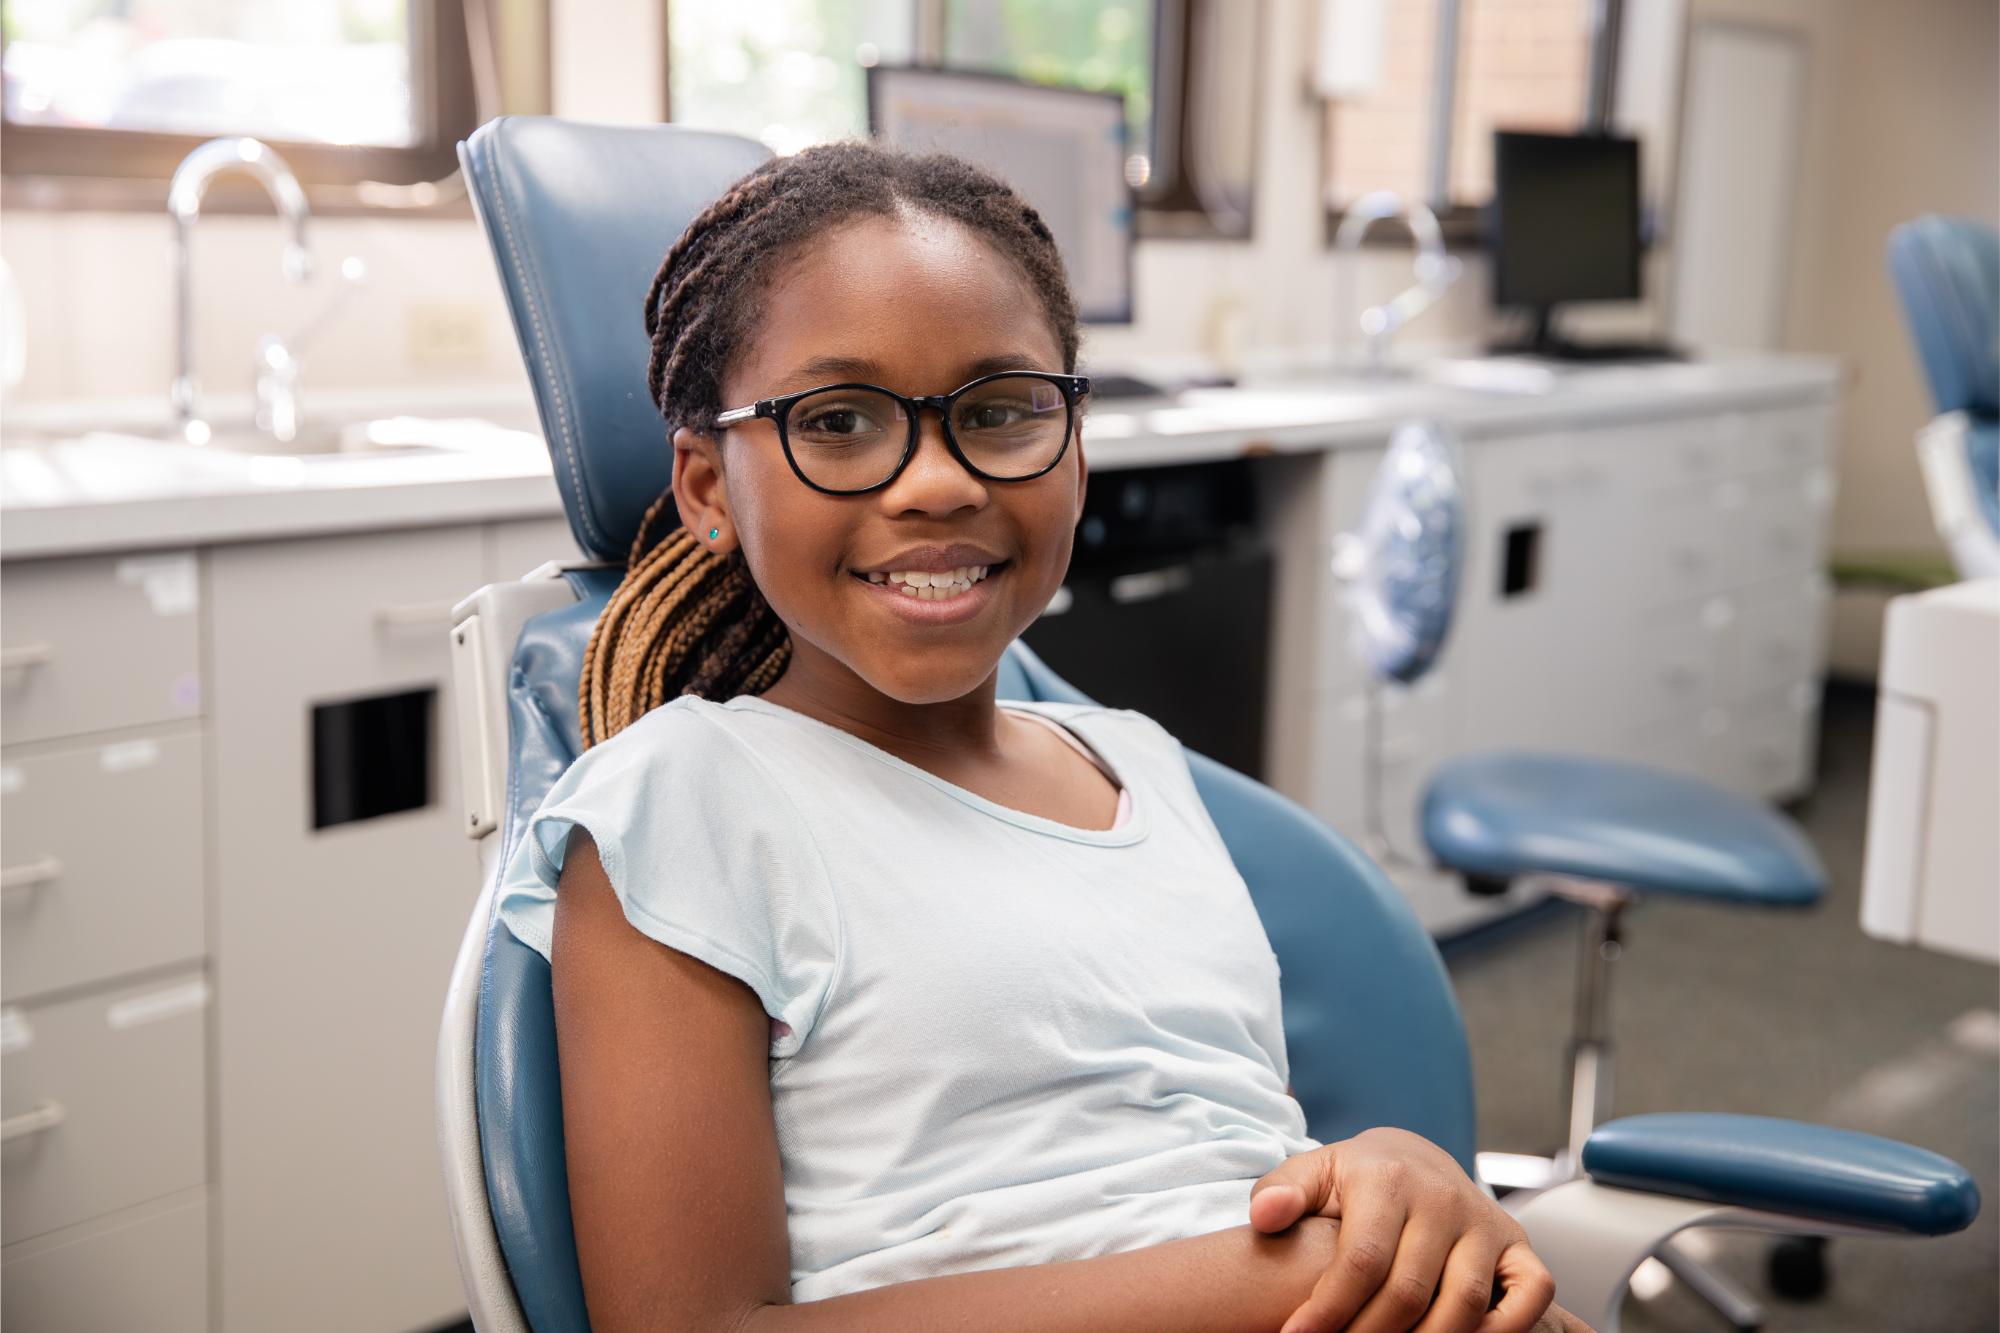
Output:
[1630,594,1733,726]
[1742,403,1836,473]
[1724,575,1830,703]
[3,1188,207,1333]
[1634,481,1738,604]
[1,968,207,1244]
[1736,466,1835,585]
[1,731,205,1003]
[0,553,202,745]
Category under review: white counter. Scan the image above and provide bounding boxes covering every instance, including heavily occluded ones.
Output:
[0,355,1841,561]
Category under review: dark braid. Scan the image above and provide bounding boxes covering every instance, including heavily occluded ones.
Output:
[579,141,1082,747]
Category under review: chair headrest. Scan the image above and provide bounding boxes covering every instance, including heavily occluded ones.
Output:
[460,117,773,562]
[1888,214,1999,418]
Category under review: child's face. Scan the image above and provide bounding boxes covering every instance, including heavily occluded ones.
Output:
[676,212,1085,707]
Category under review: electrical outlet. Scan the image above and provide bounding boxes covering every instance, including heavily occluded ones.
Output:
[406,301,490,364]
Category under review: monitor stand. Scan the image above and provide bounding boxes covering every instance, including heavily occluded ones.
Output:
[1488,306,1688,363]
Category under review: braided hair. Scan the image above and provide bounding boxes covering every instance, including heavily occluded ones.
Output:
[579,142,1082,746]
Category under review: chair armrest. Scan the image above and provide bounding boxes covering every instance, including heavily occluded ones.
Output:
[1582,1113,1980,1237]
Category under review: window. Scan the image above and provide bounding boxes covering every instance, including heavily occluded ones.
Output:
[1321,0,1612,232]
[0,0,522,205]
[666,0,1256,236]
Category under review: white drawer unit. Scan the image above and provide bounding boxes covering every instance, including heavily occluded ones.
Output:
[1,729,205,1003]
[1,968,208,1245]
[0,551,202,745]
[2,1189,208,1333]
[209,524,482,1333]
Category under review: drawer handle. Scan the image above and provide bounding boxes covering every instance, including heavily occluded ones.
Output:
[0,642,54,672]
[1109,565,1194,604]
[374,600,459,629]
[0,1100,66,1142]
[0,856,62,895]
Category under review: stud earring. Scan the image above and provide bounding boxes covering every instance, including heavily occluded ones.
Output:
[708,527,720,541]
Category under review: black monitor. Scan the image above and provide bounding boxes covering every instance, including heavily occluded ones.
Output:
[1490,131,1647,357]
[868,65,1134,325]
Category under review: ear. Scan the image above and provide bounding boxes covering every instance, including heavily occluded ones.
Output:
[671,426,735,552]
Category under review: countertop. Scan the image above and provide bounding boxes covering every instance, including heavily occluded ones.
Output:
[1,355,1842,561]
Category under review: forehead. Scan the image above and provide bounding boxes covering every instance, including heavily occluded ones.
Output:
[729,211,1063,395]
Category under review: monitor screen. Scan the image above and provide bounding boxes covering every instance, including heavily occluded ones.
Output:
[868,65,1134,325]
[1491,131,1642,310]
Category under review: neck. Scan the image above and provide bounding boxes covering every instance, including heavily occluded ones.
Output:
[754,638,1006,764]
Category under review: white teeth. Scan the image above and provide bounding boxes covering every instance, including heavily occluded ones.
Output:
[870,562,994,600]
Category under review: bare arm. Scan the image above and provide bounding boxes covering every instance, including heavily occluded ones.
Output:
[551,827,1340,1333]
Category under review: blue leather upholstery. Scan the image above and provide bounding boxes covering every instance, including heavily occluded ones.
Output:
[1888,216,1999,419]
[1888,215,2000,540]
[460,118,772,562]
[1583,1114,1981,1237]
[1422,752,1824,904]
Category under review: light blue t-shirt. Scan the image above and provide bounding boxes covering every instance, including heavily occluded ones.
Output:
[498,693,1317,1301]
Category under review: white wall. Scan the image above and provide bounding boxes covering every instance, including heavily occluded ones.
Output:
[1685,0,2000,674]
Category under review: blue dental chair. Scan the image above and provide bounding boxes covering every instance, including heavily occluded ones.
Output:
[1887,214,2000,580]
[433,117,1980,1333]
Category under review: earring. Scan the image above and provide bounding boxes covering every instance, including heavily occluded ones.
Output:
[708,527,720,541]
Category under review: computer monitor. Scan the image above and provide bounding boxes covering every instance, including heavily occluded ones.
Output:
[868,65,1134,325]
[1490,131,1643,355]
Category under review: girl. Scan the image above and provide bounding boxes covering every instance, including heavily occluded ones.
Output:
[498,143,1584,1333]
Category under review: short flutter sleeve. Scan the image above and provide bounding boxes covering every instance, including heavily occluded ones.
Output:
[495,699,841,1057]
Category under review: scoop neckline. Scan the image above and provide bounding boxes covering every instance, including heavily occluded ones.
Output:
[719,694,1149,847]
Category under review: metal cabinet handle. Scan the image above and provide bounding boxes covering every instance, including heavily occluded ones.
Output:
[374,600,459,629]
[1109,565,1194,604]
[0,642,54,672]
[0,857,62,895]
[0,1100,66,1142]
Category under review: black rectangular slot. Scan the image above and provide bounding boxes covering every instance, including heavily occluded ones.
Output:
[1502,523,1541,598]
[311,687,434,829]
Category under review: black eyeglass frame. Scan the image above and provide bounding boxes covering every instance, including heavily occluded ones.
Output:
[712,371,1092,496]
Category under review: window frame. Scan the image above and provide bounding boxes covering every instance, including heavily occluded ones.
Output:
[660,0,1260,241]
[1321,0,1630,248]
[0,0,531,216]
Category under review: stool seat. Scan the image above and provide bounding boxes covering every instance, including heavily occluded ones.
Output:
[1422,752,1825,905]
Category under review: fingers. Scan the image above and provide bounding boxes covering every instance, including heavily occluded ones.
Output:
[1341,1214,1457,1333]
[1276,1193,1407,1333]
[1476,1241,1556,1333]
[1250,1150,1337,1233]
[1407,1234,1506,1333]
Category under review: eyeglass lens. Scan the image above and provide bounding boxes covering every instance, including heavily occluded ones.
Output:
[784,375,1070,491]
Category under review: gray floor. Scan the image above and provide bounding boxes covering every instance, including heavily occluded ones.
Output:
[1443,684,1999,1333]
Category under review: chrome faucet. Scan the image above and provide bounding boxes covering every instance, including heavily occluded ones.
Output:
[168,137,313,445]
[1331,191,1463,378]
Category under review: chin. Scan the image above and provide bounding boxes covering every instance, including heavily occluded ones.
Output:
[856,646,1007,705]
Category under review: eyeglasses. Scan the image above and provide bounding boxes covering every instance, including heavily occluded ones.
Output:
[713,371,1091,495]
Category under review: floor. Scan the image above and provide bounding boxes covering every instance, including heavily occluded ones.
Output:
[1443,684,1999,1332]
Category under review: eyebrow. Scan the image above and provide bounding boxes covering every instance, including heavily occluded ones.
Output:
[778,352,1050,391]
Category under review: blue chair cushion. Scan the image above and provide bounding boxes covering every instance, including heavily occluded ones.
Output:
[1422,752,1824,904]
[460,118,772,562]
[1968,417,2000,539]
[1584,1113,1981,1237]
[1887,215,1999,418]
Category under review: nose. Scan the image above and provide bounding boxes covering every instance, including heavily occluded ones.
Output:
[877,406,987,516]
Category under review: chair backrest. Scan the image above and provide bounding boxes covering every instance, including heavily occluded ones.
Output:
[1888,214,2000,421]
[453,115,1476,1330]
[459,117,773,562]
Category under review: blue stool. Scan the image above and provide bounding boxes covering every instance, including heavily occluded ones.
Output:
[1341,422,1830,1327]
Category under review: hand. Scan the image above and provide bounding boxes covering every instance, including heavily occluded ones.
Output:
[1248,1128,1556,1333]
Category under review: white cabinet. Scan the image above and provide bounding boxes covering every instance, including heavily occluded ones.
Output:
[208,525,483,1333]
[0,509,576,1333]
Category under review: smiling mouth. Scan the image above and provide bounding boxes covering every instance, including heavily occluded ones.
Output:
[853,562,1008,601]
